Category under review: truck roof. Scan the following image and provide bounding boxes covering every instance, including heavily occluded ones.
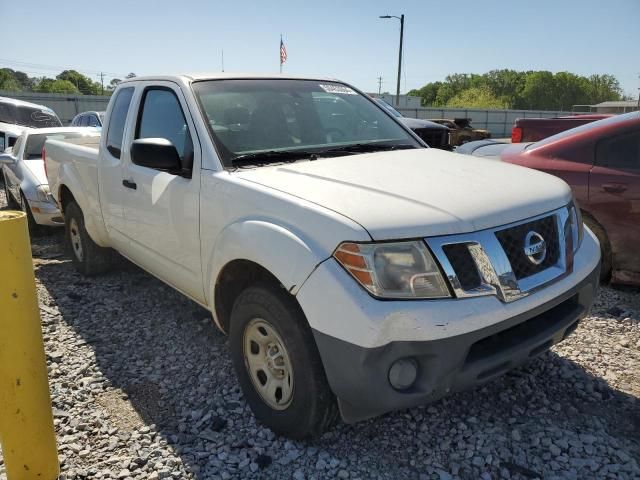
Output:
[119,73,341,84]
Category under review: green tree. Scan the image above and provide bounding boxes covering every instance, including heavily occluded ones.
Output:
[586,74,622,104]
[0,69,22,91]
[56,70,100,95]
[446,86,508,109]
[36,78,80,94]
[520,71,558,110]
[408,81,442,106]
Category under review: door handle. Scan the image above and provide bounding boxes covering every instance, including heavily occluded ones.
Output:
[122,179,137,190]
[602,183,627,194]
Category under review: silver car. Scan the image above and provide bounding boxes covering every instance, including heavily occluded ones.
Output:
[0,127,100,233]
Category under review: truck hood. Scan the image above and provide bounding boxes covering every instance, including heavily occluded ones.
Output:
[234,149,572,240]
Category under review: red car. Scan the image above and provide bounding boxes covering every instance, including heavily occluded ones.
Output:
[458,112,640,285]
[511,114,613,143]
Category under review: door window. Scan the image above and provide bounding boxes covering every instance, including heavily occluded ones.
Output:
[135,88,192,160]
[106,87,135,158]
[596,131,639,170]
[135,88,193,171]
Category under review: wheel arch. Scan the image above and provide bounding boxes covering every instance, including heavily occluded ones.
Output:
[207,219,328,332]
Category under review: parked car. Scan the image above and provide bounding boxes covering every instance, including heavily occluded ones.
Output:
[0,127,100,233]
[70,111,105,128]
[457,112,639,285]
[0,96,62,151]
[45,74,599,438]
[511,114,612,143]
[428,118,491,146]
[374,99,450,149]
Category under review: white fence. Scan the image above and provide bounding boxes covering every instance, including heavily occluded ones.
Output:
[397,107,586,138]
[0,91,111,125]
[2,90,589,136]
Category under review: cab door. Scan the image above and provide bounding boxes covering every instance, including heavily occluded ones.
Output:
[120,82,204,303]
[589,129,640,280]
[98,86,135,251]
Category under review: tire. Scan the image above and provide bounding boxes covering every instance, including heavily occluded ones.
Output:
[20,191,45,237]
[64,201,114,276]
[2,171,19,209]
[584,215,611,282]
[229,284,338,439]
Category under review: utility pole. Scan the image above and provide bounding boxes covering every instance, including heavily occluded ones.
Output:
[379,14,405,106]
[377,76,383,95]
[99,72,104,95]
[221,50,225,72]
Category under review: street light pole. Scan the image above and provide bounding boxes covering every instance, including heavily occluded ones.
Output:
[380,14,405,107]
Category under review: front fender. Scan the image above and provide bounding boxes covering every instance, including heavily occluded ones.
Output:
[205,219,327,306]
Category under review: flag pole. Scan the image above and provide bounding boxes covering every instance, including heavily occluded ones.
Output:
[279,34,283,73]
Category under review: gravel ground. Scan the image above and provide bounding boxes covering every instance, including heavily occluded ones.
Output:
[0,183,638,480]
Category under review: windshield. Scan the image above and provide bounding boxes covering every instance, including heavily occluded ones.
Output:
[192,79,419,167]
[0,102,62,128]
[24,132,88,159]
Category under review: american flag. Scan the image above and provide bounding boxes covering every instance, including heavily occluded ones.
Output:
[280,37,287,65]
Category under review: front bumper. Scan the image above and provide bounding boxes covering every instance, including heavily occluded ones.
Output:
[28,199,64,226]
[296,229,600,422]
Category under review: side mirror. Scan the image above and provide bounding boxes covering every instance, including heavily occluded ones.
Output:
[130,138,181,171]
[0,153,16,165]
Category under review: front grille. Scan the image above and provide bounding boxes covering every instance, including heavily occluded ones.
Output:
[442,244,481,290]
[414,128,447,149]
[495,215,559,280]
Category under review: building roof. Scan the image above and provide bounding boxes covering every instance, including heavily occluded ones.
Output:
[593,100,638,107]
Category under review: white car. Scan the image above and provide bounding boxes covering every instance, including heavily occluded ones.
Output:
[0,127,100,233]
[45,74,600,438]
[0,96,62,151]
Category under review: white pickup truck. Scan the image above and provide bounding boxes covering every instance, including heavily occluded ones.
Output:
[45,74,600,438]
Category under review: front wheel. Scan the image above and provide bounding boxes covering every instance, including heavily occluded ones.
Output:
[229,285,338,438]
[64,201,114,276]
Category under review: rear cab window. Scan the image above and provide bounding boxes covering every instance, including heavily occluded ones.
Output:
[106,87,135,158]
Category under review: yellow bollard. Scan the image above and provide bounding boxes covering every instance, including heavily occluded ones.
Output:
[0,211,59,479]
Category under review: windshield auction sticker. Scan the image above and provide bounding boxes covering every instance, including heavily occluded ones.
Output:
[319,84,357,95]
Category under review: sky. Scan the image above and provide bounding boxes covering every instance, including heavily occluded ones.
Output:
[4,0,639,98]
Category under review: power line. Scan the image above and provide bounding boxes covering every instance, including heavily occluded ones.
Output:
[0,58,127,78]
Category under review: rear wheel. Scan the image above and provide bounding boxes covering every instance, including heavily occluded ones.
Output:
[229,284,338,438]
[2,171,19,209]
[64,201,114,276]
[19,191,45,237]
[584,215,611,282]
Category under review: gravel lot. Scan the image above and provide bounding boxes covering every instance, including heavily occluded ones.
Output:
[0,183,638,480]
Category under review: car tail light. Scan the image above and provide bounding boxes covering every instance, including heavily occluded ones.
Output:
[511,126,523,143]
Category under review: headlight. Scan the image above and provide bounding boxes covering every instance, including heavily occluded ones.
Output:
[333,241,451,299]
[566,200,584,254]
[35,185,54,203]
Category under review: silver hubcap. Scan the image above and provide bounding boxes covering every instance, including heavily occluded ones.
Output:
[69,218,83,261]
[243,318,294,410]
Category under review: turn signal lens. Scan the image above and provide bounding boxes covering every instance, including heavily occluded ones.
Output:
[333,241,451,299]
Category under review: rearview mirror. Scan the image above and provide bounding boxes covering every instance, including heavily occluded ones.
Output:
[0,153,16,165]
[130,138,181,172]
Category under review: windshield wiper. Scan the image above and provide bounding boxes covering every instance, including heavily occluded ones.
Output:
[231,143,417,166]
[315,143,417,156]
[232,150,319,165]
